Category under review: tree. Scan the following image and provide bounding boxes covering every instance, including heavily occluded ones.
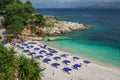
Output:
[0,0,14,13]
[3,0,35,34]
[34,14,45,26]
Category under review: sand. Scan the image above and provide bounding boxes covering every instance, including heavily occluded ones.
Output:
[5,41,120,80]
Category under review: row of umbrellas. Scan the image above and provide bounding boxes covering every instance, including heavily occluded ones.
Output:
[12,41,91,74]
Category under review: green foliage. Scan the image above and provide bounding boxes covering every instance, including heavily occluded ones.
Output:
[18,56,44,80]
[0,44,16,80]
[0,0,14,13]
[34,14,45,26]
[0,44,44,80]
[5,16,24,34]
[31,25,36,32]
[2,0,34,34]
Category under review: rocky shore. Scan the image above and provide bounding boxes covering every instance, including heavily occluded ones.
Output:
[37,21,90,36]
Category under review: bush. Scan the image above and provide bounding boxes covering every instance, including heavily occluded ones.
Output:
[18,56,44,80]
[0,44,44,80]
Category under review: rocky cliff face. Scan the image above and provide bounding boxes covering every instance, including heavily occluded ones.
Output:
[38,21,90,36]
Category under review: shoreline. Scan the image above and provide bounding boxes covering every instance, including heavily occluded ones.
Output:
[41,41,120,70]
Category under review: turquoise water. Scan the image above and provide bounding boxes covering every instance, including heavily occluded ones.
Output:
[44,39,120,67]
[36,9,120,68]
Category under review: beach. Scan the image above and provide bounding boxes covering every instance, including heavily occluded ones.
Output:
[6,41,120,80]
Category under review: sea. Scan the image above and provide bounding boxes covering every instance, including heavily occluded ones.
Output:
[36,9,120,68]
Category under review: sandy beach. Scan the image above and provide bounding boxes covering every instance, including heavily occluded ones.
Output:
[6,41,120,80]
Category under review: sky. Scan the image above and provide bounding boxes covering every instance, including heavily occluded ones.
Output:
[22,0,120,8]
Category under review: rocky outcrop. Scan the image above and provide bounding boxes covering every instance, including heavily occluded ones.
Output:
[37,21,90,36]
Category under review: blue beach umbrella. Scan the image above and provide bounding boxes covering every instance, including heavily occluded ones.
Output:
[47,53,53,57]
[73,57,80,61]
[61,54,69,57]
[34,48,40,51]
[24,50,30,53]
[63,67,72,74]
[11,42,16,46]
[48,48,58,53]
[2,31,7,35]
[63,60,71,65]
[26,46,33,49]
[54,56,61,61]
[83,60,91,64]
[28,42,37,44]
[2,41,7,45]
[43,58,51,63]
[39,50,47,54]
[19,47,24,49]
[16,45,20,48]
[73,64,81,70]
[52,63,60,68]
[29,52,36,56]
[36,55,43,59]
[40,44,47,49]
[21,43,28,46]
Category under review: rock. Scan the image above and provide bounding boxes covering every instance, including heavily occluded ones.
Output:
[48,37,59,41]
[36,21,91,36]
